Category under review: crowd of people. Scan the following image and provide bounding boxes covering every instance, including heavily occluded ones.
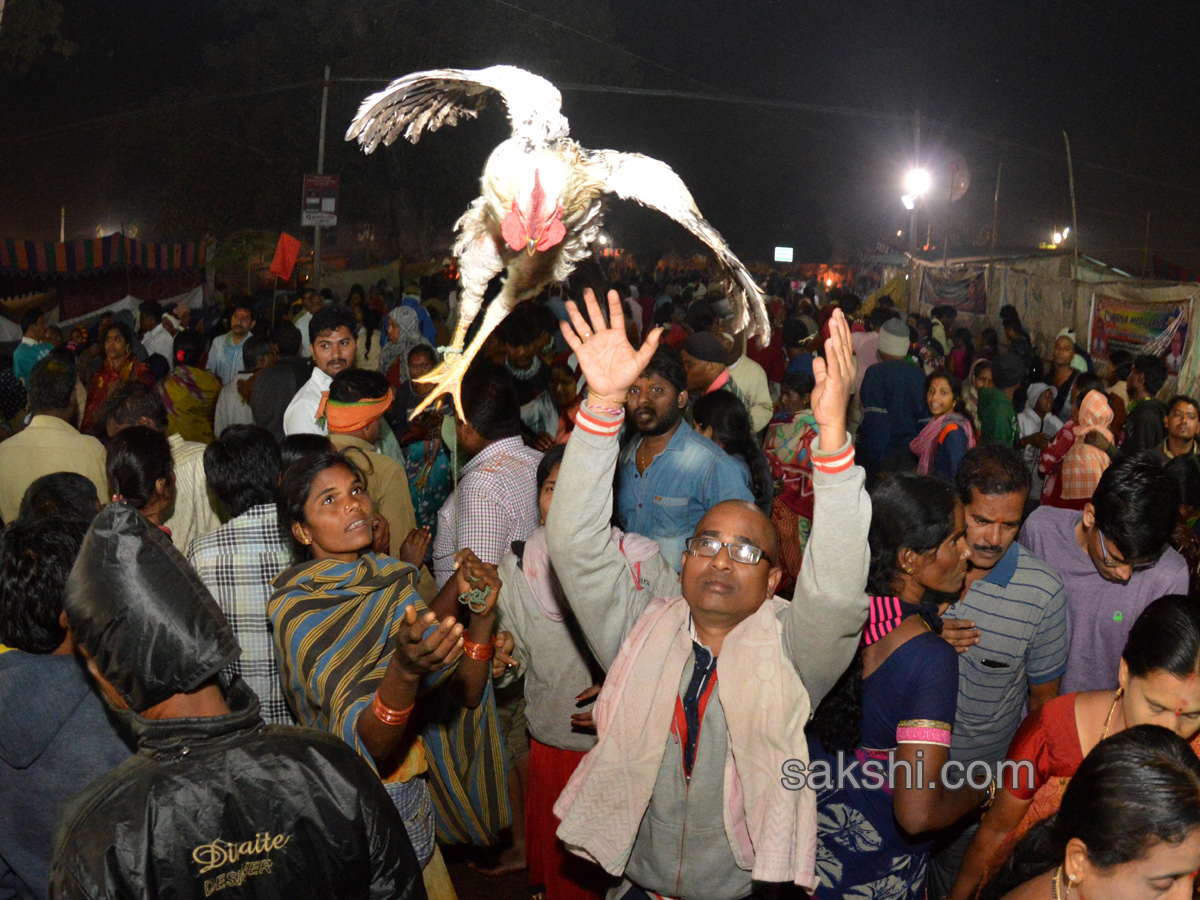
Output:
[2,270,1200,900]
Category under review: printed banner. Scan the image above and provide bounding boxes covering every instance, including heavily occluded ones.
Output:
[1089,294,1194,376]
[918,267,987,314]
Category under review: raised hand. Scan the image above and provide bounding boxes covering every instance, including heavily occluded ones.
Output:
[371,513,391,556]
[453,549,501,619]
[561,288,661,406]
[811,308,856,451]
[394,605,463,676]
[398,526,432,568]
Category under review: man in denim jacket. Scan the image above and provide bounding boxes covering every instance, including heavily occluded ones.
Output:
[616,344,753,571]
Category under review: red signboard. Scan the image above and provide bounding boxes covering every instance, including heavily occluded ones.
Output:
[302,174,339,226]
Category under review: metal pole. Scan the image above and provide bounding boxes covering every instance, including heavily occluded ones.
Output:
[313,64,331,293]
[943,163,954,267]
[989,161,1002,263]
[908,110,920,255]
[60,206,65,242]
[1142,211,1151,278]
[1063,131,1079,281]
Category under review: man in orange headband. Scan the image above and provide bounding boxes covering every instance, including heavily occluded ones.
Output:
[325,369,432,575]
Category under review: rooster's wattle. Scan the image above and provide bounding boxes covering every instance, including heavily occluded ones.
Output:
[346,64,770,419]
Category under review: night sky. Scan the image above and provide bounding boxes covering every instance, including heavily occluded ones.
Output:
[5,0,1200,273]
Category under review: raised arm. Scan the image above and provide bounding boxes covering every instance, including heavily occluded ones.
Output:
[784,309,871,708]
[544,290,676,668]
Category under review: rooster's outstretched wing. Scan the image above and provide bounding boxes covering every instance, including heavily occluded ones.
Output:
[586,150,770,342]
[346,65,569,153]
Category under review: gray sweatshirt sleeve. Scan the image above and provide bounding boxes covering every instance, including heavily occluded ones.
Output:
[783,440,871,709]
[493,553,528,689]
[545,407,668,669]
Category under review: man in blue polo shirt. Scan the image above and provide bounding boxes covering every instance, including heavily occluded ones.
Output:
[616,345,753,571]
[928,444,1067,897]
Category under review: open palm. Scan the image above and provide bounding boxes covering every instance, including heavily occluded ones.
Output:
[810,308,856,449]
[561,288,661,402]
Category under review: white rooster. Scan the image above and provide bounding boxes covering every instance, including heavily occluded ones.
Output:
[346,64,770,418]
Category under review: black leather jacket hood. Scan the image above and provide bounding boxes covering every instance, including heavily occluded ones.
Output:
[63,503,240,713]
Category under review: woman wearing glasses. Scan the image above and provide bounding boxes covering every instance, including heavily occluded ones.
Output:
[947,594,1200,900]
[805,473,989,900]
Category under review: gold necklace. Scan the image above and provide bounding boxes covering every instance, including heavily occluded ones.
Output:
[1052,865,1073,900]
[1102,686,1124,740]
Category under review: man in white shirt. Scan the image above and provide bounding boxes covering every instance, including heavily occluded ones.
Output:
[141,305,190,365]
[206,305,254,385]
[292,289,324,359]
[726,346,774,434]
[283,304,358,436]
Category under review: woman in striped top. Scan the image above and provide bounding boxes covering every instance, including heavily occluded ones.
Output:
[269,449,502,899]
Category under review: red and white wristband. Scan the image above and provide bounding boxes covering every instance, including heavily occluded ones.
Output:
[576,400,625,438]
[812,444,855,475]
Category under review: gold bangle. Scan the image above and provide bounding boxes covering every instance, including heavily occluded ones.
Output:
[586,390,626,410]
[371,691,414,727]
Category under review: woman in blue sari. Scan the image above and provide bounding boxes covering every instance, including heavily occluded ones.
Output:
[807,474,991,899]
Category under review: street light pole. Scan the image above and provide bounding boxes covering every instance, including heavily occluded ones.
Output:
[909,110,920,254]
[313,64,331,293]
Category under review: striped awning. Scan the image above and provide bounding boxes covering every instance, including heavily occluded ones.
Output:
[0,234,206,277]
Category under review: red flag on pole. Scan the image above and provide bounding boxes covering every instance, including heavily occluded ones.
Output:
[269,232,301,281]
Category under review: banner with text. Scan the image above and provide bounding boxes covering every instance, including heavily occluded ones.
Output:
[1089,293,1194,376]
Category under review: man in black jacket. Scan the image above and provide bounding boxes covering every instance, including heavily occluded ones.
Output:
[50,503,425,900]
[1121,353,1169,455]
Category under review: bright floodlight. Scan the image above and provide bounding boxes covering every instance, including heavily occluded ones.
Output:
[904,168,932,197]
[1053,232,1063,245]
[598,234,608,245]
[901,194,916,211]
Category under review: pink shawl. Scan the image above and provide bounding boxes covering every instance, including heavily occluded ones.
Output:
[909,412,976,475]
[554,594,817,889]
[521,525,661,622]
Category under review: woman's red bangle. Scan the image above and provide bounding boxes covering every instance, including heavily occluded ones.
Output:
[462,636,495,661]
[372,691,414,727]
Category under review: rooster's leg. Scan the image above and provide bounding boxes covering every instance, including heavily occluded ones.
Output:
[411,294,513,422]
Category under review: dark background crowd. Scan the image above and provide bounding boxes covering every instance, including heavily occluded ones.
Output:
[2,269,1200,900]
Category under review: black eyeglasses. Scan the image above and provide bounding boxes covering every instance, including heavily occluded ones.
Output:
[685,535,772,566]
[1098,531,1158,574]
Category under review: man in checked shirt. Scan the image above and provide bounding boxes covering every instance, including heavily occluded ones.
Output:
[186,424,297,725]
[431,361,542,875]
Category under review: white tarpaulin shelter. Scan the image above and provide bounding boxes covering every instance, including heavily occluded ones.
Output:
[906,250,1200,397]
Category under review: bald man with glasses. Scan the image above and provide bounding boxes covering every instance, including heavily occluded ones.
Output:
[543,291,871,900]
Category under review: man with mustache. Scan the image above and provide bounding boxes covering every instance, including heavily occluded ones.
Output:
[927,444,1069,898]
[616,344,754,572]
[283,304,358,436]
